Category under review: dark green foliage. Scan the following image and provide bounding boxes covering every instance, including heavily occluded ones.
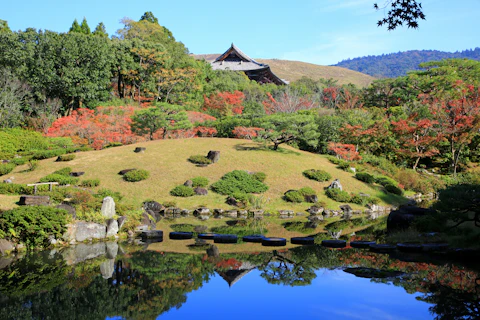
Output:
[350,194,378,206]
[355,172,375,184]
[11,157,30,165]
[94,188,123,202]
[52,167,72,176]
[211,170,268,195]
[40,174,79,185]
[375,175,398,187]
[251,172,266,182]
[325,188,351,202]
[303,169,332,182]
[326,156,352,171]
[359,155,399,176]
[0,163,15,175]
[298,187,316,196]
[56,154,75,162]
[170,185,195,197]
[191,176,209,187]
[0,183,33,195]
[284,190,304,203]
[384,184,404,195]
[80,179,100,188]
[31,149,66,160]
[0,206,69,248]
[188,155,212,165]
[123,169,149,182]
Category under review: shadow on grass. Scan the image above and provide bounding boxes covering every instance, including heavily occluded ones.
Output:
[233,143,301,156]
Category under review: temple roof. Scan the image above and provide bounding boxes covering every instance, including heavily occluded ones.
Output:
[210,44,287,85]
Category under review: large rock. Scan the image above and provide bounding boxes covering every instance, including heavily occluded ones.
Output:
[100,259,115,279]
[75,222,107,242]
[327,179,342,191]
[207,245,220,257]
[193,207,211,216]
[0,239,15,256]
[106,219,119,237]
[304,194,318,203]
[307,206,324,215]
[101,196,115,219]
[184,180,193,187]
[194,187,208,195]
[143,201,164,214]
[207,150,220,163]
[56,203,76,219]
[141,212,156,229]
[117,216,127,230]
[387,206,434,232]
[19,196,50,206]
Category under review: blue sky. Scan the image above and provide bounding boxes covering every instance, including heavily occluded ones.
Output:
[2,0,479,65]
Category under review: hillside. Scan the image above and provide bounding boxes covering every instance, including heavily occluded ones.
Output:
[334,48,480,78]
[194,54,376,87]
[0,138,405,211]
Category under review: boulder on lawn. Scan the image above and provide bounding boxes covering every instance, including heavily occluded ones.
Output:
[327,179,342,191]
[207,150,220,163]
[194,187,208,195]
[101,196,115,219]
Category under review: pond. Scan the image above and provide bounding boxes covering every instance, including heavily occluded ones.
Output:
[0,241,478,320]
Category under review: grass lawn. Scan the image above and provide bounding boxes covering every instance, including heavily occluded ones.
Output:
[6,138,407,212]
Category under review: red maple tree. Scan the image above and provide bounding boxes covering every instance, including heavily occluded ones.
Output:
[203,91,244,116]
[232,126,263,139]
[328,142,361,161]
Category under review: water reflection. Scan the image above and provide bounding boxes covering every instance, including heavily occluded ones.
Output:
[0,243,478,319]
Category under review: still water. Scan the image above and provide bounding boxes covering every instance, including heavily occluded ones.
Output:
[0,242,478,319]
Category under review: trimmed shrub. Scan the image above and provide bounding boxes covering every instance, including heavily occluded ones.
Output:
[0,183,33,195]
[303,169,332,182]
[80,179,101,188]
[350,194,369,206]
[170,185,195,197]
[188,155,212,165]
[211,170,268,195]
[123,169,149,182]
[56,154,76,162]
[52,167,72,176]
[0,206,69,248]
[40,174,79,185]
[355,172,375,184]
[0,163,15,176]
[325,188,351,202]
[385,184,403,195]
[284,190,304,203]
[359,154,399,176]
[251,172,266,182]
[11,157,30,165]
[298,187,316,196]
[95,188,123,202]
[231,191,249,204]
[31,149,66,160]
[191,176,209,187]
[375,175,398,187]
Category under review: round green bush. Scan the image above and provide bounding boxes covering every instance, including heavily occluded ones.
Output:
[191,176,209,187]
[123,169,149,182]
[0,206,69,248]
[303,169,332,182]
[56,154,76,162]
[0,163,15,176]
[325,188,351,202]
[284,190,304,203]
[170,185,195,197]
[350,194,370,206]
[375,176,398,187]
[298,187,316,196]
[40,174,79,185]
[355,172,375,184]
[188,155,212,165]
[385,184,403,195]
[211,170,268,195]
[52,167,72,176]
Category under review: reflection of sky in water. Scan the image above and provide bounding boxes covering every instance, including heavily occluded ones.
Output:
[152,269,432,320]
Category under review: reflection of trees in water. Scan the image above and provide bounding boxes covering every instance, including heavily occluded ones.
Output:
[0,251,215,320]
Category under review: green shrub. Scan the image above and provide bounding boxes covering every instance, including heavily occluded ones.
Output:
[395,169,445,193]
[355,172,375,184]
[359,154,399,176]
[170,185,195,197]
[0,206,69,248]
[284,190,304,203]
[325,188,351,202]
[0,163,15,176]
[350,194,375,206]
[11,157,30,165]
[123,169,149,182]
[303,169,332,182]
[384,184,403,195]
[298,187,316,196]
[31,149,66,160]
[188,155,212,165]
[80,179,101,188]
[375,175,398,187]
[40,174,79,185]
[0,183,33,195]
[211,170,268,195]
[251,172,266,182]
[52,167,72,176]
[56,154,76,162]
[326,156,352,171]
[27,160,39,172]
[231,191,249,203]
[104,142,123,148]
[95,188,123,202]
[191,176,209,187]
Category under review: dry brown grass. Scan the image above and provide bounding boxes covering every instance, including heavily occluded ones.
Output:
[7,138,405,211]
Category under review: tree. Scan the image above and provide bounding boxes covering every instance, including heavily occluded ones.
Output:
[374,0,426,30]
[262,89,317,114]
[93,22,108,37]
[0,68,30,128]
[69,19,82,33]
[131,103,192,140]
[203,91,244,117]
[391,115,440,170]
[257,113,319,150]
[80,18,91,34]
[140,11,159,24]
[0,19,10,33]
[327,142,361,161]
